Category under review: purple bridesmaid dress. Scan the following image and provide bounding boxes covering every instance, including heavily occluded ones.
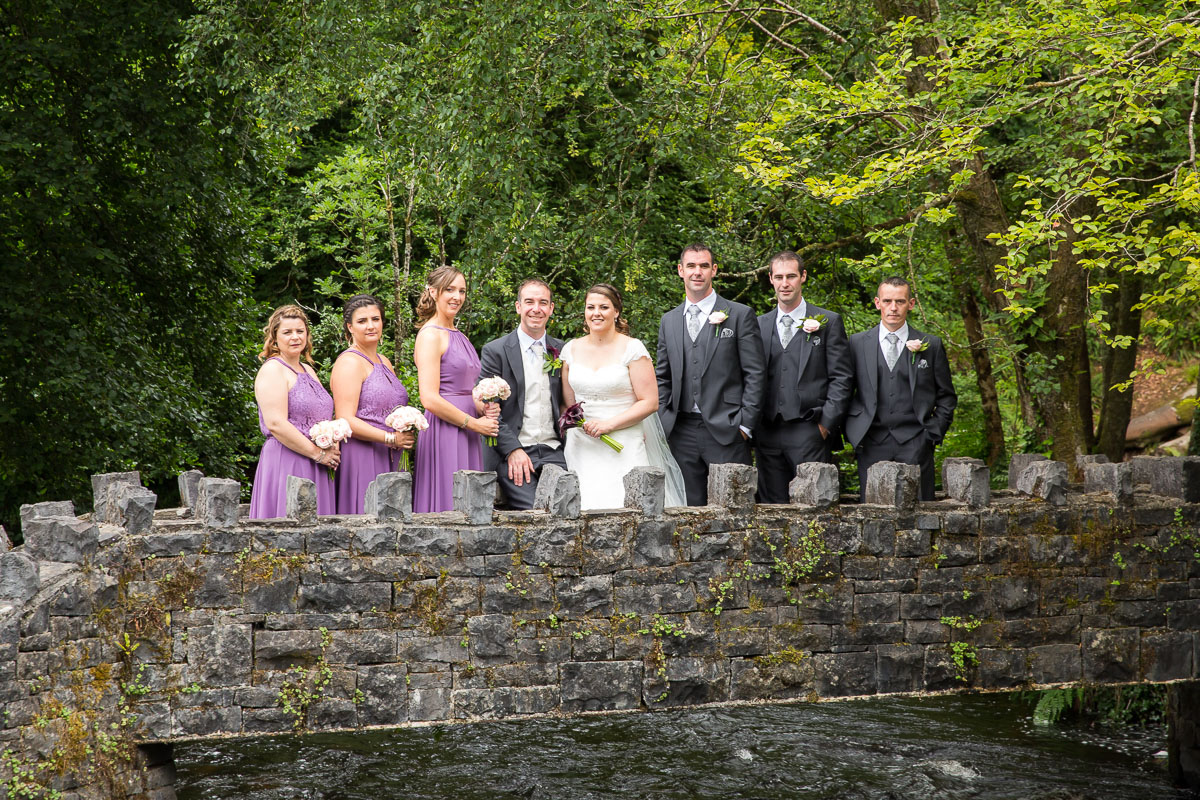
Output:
[335,350,409,514]
[248,358,335,518]
[413,326,483,513]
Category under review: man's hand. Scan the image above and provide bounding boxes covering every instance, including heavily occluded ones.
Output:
[507,448,534,487]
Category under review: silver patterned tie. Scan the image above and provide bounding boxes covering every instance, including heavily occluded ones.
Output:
[528,340,544,366]
[686,305,703,342]
[780,314,795,348]
[884,331,900,371]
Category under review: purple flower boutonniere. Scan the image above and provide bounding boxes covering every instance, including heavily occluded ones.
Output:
[542,345,563,376]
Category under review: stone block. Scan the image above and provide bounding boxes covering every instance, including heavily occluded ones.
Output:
[18,501,75,531]
[1082,627,1138,682]
[115,483,157,535]
[177,469,204,511]
[708,464,757,513]
[197,478,241,528]
[1076,454,1110,470]
[1083,462,1134,503]
[90,471,141,523]
[623,467,666,518]
[1029,643,1081,684]
[532,463,567,511]
[1184,457,1200,503]
[23,516,99,563]
[286,476,318,526]
[467,614,516,662]
[645,657,729,707]
[942,457,990,508]
[1016,460,1068,506]
[812,651,875,697]
[453,471,496,525]
[561,661,643,712]
[1131,456,1200,501]
[546,470,581,520]
[789,463,839,509]
[0,552,39,604]
[365,472,413,521]
[187,624,252,687]
[1142,632,1193,682]
[357,664,409,726]
[0,526,7,553]
[1008,454,1048,489]
[633,519,675,567]
[876,644,924,694]
[864,461,920,509]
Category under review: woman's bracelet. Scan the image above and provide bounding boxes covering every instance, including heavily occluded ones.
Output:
[385,432,395,447]
[315,451,324,465]
[460,415,470,429]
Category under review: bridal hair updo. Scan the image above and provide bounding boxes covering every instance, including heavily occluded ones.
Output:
[416,265,467,325]
[342,294,386,342]
[258,304,315,364]
[585,283,630,335]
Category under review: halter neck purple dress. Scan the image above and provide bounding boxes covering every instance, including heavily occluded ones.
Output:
[335,349,410,514]
[413,325,483,513]
[249,357,335,519]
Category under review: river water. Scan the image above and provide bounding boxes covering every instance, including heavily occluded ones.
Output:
[175,694,1191,799]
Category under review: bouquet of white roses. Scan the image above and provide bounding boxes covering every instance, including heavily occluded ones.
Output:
[309,418,353,480]
[471,377,511,446]
[384,405,429,472]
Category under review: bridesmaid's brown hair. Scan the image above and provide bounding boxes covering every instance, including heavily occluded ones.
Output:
[416,265,467,325]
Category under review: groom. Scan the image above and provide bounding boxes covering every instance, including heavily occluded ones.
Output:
[479,278,566,509]
[657,243,765,505]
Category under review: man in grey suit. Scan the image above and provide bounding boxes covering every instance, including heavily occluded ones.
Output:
[756,251,853,503]
[657,243,766,506]
[845,276,956,500]
[478,279,567,509]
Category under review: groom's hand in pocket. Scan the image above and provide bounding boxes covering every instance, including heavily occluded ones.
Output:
[507,448,535,487]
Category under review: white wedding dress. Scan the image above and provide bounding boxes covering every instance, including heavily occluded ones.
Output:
[561,337,686,510]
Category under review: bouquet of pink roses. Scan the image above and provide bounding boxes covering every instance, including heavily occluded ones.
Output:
[309,418,353,480]
[471,377,511,446]
[384,405,429,472]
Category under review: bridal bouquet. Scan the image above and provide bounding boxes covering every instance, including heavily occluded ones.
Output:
[557,402,623,453]
[471,377,511,446]
[309,418,353,480]
[384,405,429,472]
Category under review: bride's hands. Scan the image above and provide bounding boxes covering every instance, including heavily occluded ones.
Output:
[582,419,614,438]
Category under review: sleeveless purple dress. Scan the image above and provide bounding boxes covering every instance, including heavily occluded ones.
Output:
[335,350,410,514]
[413,325,483,513]
[249,358,335,519]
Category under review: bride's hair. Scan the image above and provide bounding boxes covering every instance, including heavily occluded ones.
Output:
[585,283,630,335]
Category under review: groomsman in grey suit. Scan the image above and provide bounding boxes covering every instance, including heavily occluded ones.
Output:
[845,276,956,500]
[657,243,766,506]
[479,279,567,509]
[756,251,853,503]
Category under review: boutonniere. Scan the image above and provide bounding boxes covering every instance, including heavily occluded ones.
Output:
[708,309,729,338]
[542,345,563,376]
[906,338,929,364]
[801,314,827,342]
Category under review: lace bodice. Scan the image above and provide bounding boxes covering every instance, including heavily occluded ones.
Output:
[561,337,651,420]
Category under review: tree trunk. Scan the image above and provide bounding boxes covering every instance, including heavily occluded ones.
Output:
[946,226,1006,467]
[1189,370,1200,456]
[1096,271,1143,461]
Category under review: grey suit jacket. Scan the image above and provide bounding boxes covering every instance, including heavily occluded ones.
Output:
[478,331,565,467]
[655,294,765,446]
[844,324,957,448]
[757,302,853,435]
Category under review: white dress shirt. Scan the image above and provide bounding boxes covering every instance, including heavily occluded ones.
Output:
[515,328,559,449]
[776,299,807,346]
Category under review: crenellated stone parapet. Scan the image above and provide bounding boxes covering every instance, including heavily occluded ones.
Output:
[2,455,1200,798]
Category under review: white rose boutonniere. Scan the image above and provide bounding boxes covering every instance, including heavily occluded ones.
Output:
[708,309,729,338]
[801,313,827,341]
[906,338,929,364]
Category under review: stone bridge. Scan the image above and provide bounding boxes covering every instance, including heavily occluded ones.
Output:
[2,454,1200,799]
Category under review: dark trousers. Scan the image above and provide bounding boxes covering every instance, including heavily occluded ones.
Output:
[668,413,752,506]
[856,430,935,501]
[496,443,567,510]
[755,420,833,504]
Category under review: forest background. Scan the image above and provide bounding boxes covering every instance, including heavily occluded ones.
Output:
[3,0,1200,539]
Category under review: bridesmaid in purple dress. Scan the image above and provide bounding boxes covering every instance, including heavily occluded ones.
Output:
[249,305,339,519]
[331,295,414,514]
[413,266,500,512]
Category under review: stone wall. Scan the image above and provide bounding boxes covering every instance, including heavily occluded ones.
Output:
[1,456,1200,798]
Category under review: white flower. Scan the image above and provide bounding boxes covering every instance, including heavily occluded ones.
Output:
[313,432,333,449]
[332,418,353,440]
[906,339,927,353]
[708,310,729,325]
[802,318,821,334]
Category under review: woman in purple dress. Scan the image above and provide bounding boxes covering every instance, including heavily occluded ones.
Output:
[249,305,339,519]
[413,266,499,512]
[331,294,415,514]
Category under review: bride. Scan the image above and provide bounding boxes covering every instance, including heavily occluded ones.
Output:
[560,283,686,510]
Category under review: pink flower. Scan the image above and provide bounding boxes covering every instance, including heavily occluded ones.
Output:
[802,318,821,334]
[906,339,926,353]
[707,310,729,325]
[313,432,333,449]
[472,376,512,403]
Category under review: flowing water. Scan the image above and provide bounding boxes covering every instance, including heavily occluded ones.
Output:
[175,694,1192,799]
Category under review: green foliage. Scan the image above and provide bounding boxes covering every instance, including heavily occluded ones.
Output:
[0,0,263,534]
[1030,685,1166,727]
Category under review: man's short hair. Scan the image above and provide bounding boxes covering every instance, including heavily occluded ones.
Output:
[879,275,911,293]
[516,278,552,303]
[679,242,714,263]
[768,250,804,274]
